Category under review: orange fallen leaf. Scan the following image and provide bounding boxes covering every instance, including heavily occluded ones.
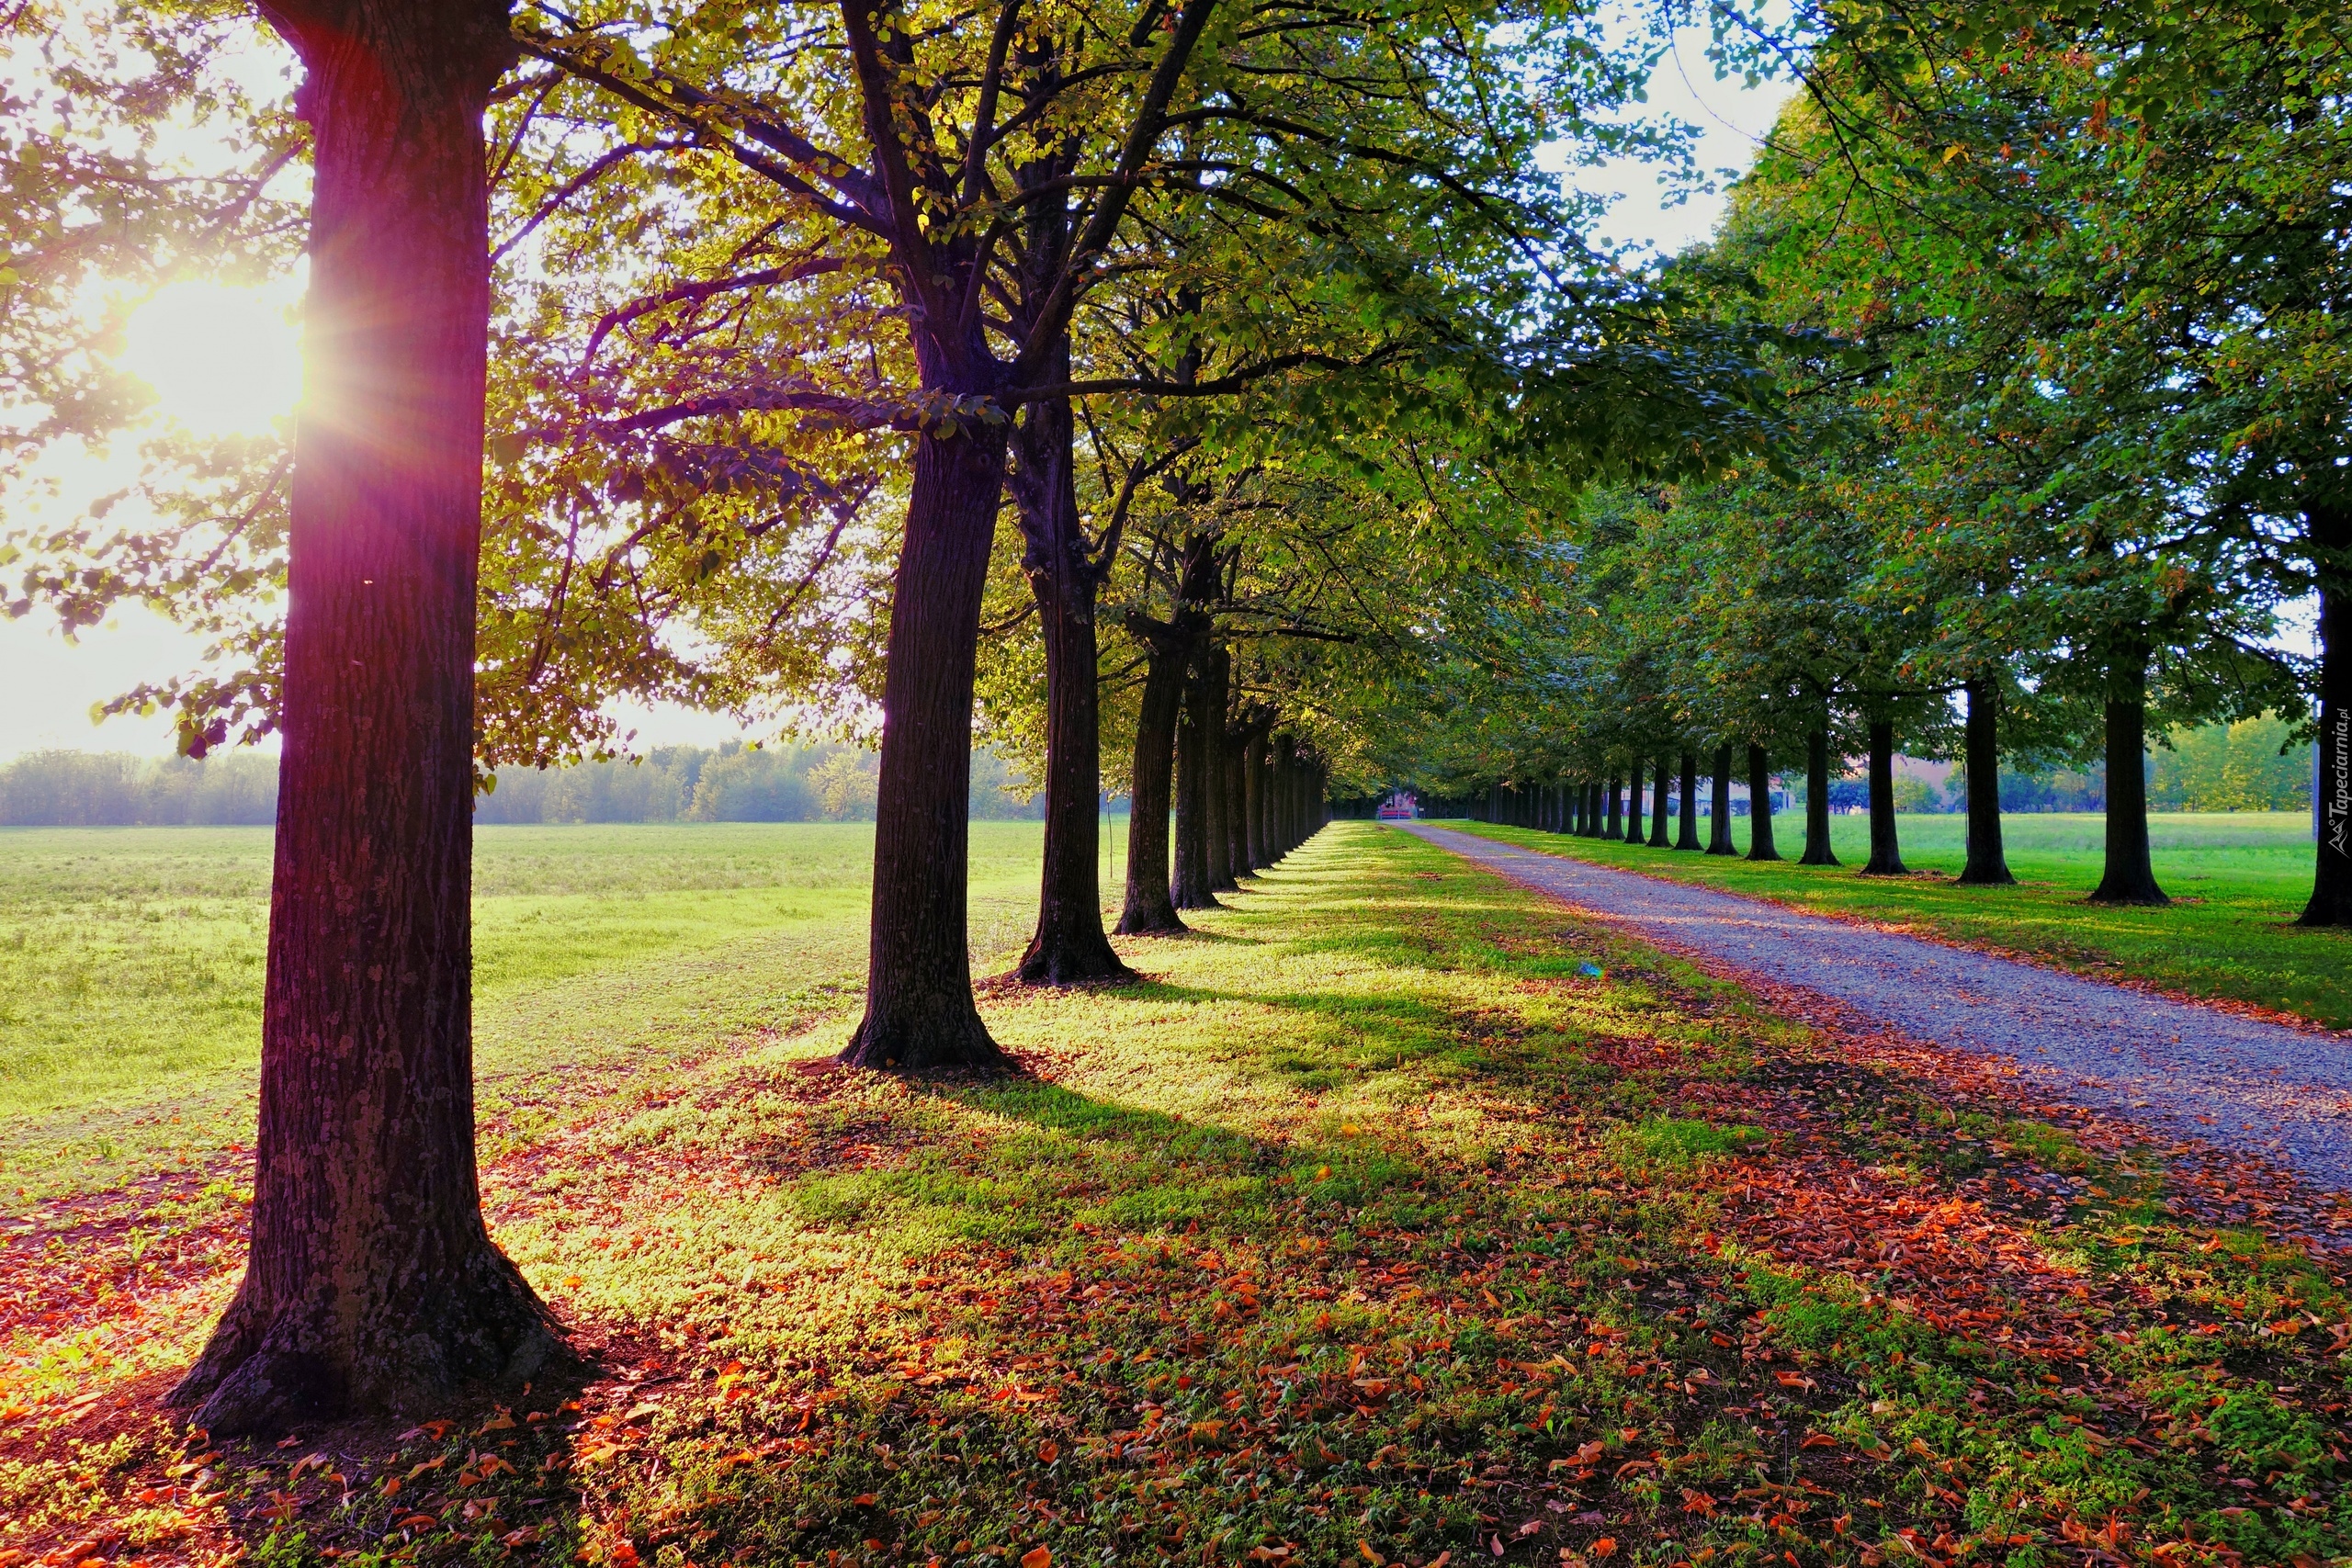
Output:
[1021,1551,1051,1568]
[1592,1541,1617,1560]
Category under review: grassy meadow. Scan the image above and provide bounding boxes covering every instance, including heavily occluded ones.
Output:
[1441,812,2352,1030]
[3,821,2349,1568]
[0,824,1055,1201]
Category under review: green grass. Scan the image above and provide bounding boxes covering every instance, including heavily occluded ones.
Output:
[1438,811,2352,1029]
[0,823,1051,1201]
[9,822,2346,1568]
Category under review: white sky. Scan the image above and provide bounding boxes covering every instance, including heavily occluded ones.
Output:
[0,25,1798,763]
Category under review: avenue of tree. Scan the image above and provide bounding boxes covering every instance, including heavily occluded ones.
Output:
[1380,1,2352,921]
[4,0,2346,1431]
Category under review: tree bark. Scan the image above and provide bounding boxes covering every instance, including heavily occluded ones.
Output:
[842,417,1015,1066]
[1746,745,1780,862]
[2301,501,2352,924]
[1957,679,2016,888]
[1801,728,1839,866]
[1243,725,1270,869]
[1860,716,1907,876]
[2089,641,2168,905]
[1676,750,1701,851]
[1171,655,1220,909]
[1200,648,1237,892]
[1116,630,1190,934]
[1605,774,1623,840]
[1225,713,1258,879]
[1649,756,1672,847]
[1010,396,1132,984]
[170,0,558,1438]
[1282,740,1306,850]
[1707,746,1736,854]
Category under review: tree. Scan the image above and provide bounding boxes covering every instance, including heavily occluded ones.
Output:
[164,0,558,1435]
[1712,0,2344,914]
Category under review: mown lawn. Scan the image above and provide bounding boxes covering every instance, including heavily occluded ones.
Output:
[0,823,1050,1200]
[1436,814,2352,1030]
[3,822,2346,1568]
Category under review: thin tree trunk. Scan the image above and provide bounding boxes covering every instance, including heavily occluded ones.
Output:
[1115,635,1188,934]
[1746,744,1780,862]
[1244,726,1269,869]
[1275,737,1301,854]
[1957,679,2016,887]
[1801,728,1838,866]
[1707,745,1736,854]
[1200,649,1236,892]
[2090,641,2167,905]
[1605,774,1623,840]
[1861,716,1907,875]
[1676,750,1701,850]
[170,0,557,1436]
[1171,659,1220,909]
[2307,501,2352,924]
[1649,756,1672,846]
[1225,716,1255,878]
[1012,389,1132,983]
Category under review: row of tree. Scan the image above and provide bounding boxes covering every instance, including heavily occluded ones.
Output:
[4,0,1758,1429]
[14,0,2346,1438]
[1371,3,2351,916]
[0,743,1051,826]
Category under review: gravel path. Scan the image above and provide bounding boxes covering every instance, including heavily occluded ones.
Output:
[1403,824,2352,1194]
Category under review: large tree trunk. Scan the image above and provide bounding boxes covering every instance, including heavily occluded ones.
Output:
[1117,631,1189,934]
[1605,773,1623,840]
[1860,716,1907,875]
[1676,750,1701,850]
[1957,679,2016,887]
[170,0,556,1438]
[1801,727,1839,866]
[1746,744,1780,862]
[1011,392,1132,984]
[1707,746,1736,854]
[843,420,1014,1066]
[1648,755,1672,846]
[2302,501,2352,924]
[2090,641,2168,905]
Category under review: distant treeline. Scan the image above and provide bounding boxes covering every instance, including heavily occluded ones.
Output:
[0,743,1045,828]
[1781,715,2309,817]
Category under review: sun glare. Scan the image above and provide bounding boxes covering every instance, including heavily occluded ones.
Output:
[121,281,303,439]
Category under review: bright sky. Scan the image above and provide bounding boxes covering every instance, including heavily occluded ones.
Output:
[0,25,1798,763]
